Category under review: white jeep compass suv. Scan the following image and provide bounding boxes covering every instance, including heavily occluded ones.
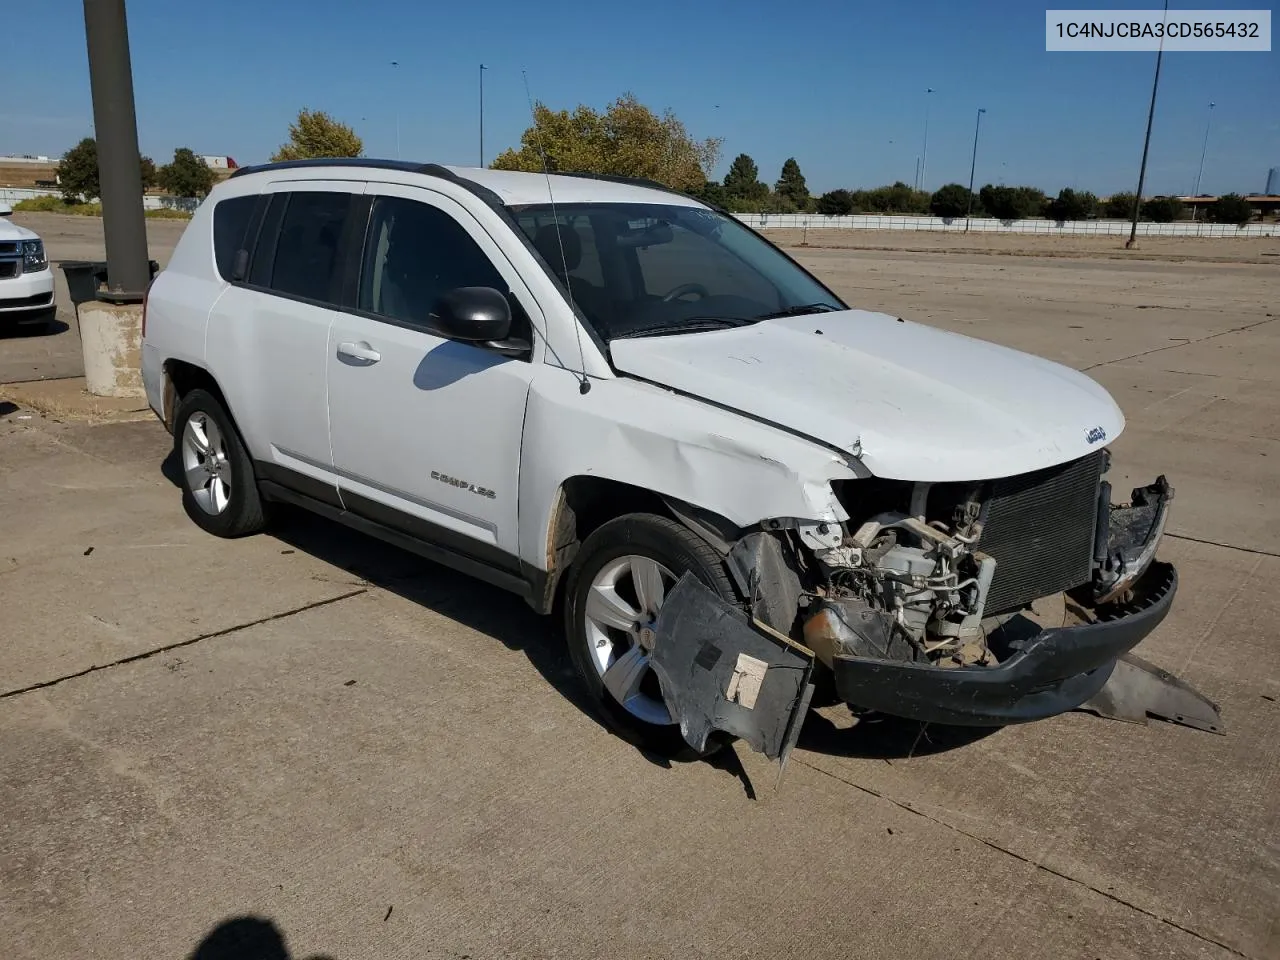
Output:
[141,159,1189,759]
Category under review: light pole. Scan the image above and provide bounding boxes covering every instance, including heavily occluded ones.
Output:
[81,0,148,298]
[918,87,934,190]
[1127,0,1169,249]
[964,108,986,232]
[390,60,401,160]
[479,64,487,167]
[1191,100,1215,219]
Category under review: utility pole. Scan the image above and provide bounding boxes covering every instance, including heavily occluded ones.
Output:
[479,63,487,167]
[82,0,148,298]
[1191,100,1215,220]
[390,60,401,160]
[964,108,986,232]
[1127,0,1169,249]
[918,87,934,191]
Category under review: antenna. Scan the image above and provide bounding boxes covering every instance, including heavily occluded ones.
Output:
[522,70,591,395]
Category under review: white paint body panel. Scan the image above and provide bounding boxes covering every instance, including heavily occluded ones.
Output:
[0,266,54,312]
[326,182,542,555]
[517,365,859,570]
[610,310,1125,481]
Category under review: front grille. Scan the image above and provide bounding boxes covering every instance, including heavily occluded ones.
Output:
[977,452,1104,613]
[0,242,18,256]
[0,261,18,280]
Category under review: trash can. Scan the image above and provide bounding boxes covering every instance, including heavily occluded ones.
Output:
[60,259,161,307]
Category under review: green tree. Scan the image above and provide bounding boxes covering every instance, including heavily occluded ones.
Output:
[687,179,726,208]
[722,153,770,210]
[158,147,216,198]
[1207,193,1254,225]
[1141,195,1185,223]
[852,182,930,214]
[815,189,855,215]
[490,94,720,193]
[272,108,363,162]
[774,158,809,211]
[1046,188,1098,221]
[930,183,972,218]
[57,138,99,203]
[139,155,157,190]
[1102,192,1137,219]
[978,184,1045,220]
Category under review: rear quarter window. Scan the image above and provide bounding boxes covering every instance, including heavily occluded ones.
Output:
[212,195,258,281]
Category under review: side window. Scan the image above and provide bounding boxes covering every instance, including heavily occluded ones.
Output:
[359,196,509,327]
[268,191,351,304]
[211,195,257,281]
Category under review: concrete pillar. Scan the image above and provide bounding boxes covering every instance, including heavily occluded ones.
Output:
[77,301,144,398]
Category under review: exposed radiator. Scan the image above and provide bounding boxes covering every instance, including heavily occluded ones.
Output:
[978,451,1105,613]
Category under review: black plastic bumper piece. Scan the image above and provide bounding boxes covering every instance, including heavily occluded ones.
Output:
[832,562,1178,727]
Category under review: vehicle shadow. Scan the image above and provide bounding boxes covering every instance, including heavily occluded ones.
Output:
[0,318,68,338]
[798,708,1000,759]
[263,505,681,766]
[188,915,332,960]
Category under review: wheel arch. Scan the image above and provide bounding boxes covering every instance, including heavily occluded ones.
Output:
[525,475,744,616]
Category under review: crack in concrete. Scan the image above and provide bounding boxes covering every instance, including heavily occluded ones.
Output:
[0,588,368,701]
[1083,317,1276,372]
[1167,532,1280,560]
[796,757,1255,959]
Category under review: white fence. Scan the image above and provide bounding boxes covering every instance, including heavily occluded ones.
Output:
[0,185,198,213]
[736,213,1279,238]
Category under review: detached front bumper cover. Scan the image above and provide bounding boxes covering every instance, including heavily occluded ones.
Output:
[832,561,1178,727]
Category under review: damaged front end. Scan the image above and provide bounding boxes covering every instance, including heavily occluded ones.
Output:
[651,451,1220,761]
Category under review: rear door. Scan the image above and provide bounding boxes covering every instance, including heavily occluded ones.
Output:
[326,183,542,562]
[206,180,364,501]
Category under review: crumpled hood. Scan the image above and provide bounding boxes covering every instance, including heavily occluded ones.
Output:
[608,309,1125,482]
[0,217,39,242]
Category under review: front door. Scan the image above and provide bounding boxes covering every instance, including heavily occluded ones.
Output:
[326,184,542,566]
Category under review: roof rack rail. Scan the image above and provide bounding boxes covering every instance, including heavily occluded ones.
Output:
[550,171,684,195]
[229,157,449,179]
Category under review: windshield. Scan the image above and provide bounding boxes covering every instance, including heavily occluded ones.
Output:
[512,202,845,340]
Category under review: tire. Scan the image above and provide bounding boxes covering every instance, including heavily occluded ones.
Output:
[564,512,737,759]
[173,388,267,538]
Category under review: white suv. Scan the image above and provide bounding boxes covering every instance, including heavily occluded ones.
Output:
[0,204,56,331]
[141,159,1193,759]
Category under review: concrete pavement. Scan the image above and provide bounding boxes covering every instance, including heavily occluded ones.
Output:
[1,229,1277,959]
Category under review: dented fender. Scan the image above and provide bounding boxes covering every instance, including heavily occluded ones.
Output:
[517,367,863,578]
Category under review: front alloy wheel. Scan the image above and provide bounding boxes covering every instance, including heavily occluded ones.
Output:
[565,513,738,758]
[583,554,679,727]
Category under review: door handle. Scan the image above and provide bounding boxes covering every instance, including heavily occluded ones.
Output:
[337,340,381,364]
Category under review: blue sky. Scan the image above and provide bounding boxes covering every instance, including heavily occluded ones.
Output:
[3,0,1276,195]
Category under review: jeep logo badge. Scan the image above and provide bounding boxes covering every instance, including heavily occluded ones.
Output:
[1086,426,1106,444]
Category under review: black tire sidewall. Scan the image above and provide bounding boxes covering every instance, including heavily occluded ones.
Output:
[565,513,735,759]
[173,389,263,537]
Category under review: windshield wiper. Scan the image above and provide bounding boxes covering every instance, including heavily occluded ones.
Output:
[613,317,755,339]
[755,303,841,321]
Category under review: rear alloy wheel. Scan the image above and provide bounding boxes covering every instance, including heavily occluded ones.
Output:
[565,513,737,758]
[173,388,266,538]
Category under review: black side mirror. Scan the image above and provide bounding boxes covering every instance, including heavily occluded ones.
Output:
[432,286,512,343]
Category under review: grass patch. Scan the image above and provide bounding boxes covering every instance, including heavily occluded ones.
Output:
[13,195,191,220]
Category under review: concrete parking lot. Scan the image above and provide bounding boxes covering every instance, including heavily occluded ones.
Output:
[2,215,1277,960]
